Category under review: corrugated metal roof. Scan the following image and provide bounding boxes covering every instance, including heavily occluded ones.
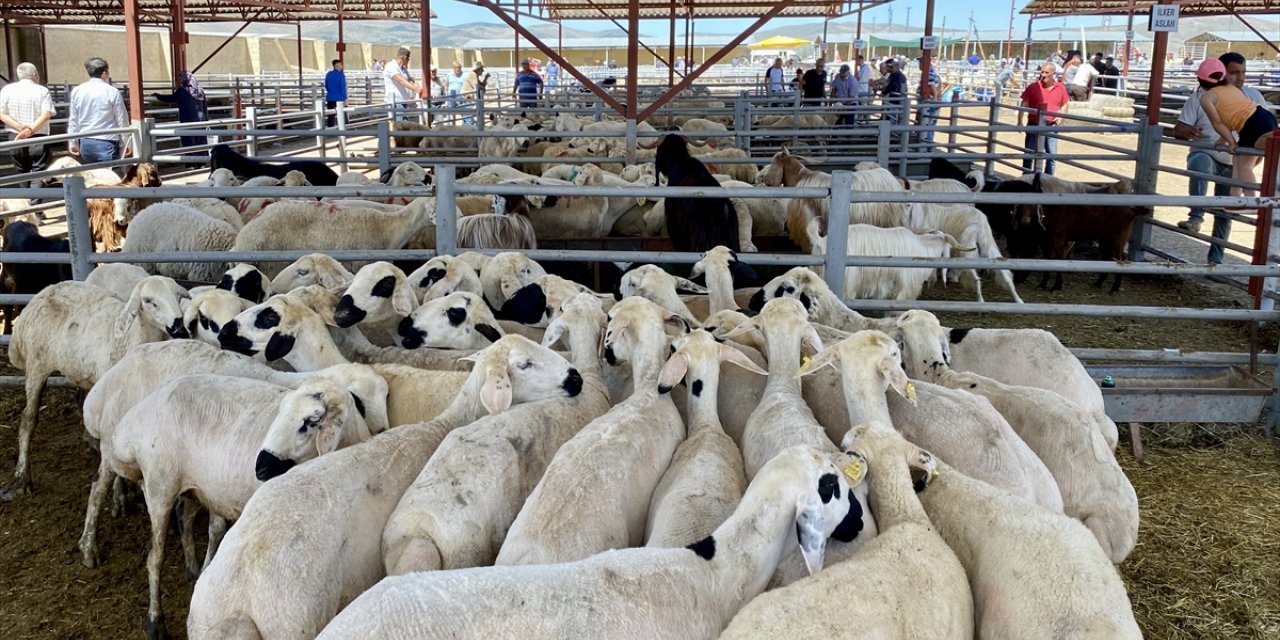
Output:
[1022,0,1280,16]
[0,0,433,25]
[1184,30,1276,43]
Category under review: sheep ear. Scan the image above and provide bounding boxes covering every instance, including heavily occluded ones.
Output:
[798,346,840,378]
[673,276,708,295]
[663,313,692,335]
[542,316,568,348]
[656,352,689,394]
[688,260,707,280]
[181,298,201,334]
[264,332,296,362]
[879,356,916,405]
[479,364,513,415]
[717,318,758,341]
[801,325,825,356]
[392,279,418,317]
[319,264,354,294]
[794,495,828,576]
[719,345,768,377]
[115,282,145,337]
[314,419,343,457]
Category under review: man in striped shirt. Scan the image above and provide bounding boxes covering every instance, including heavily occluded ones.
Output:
[0,62,56,189]
[68,57,131,171]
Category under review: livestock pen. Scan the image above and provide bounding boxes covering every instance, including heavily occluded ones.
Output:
[1,80,1279,638]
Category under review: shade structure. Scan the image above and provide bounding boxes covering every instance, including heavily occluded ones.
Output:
[748,35,814,49]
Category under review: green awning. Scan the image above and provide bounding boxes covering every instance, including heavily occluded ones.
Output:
[866,34,966,48]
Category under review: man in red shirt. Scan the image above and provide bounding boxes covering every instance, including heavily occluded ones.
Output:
[1019,62,1070,174]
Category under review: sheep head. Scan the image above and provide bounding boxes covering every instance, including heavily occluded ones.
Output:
[892,309,951,380]
[398,291,502,350]
[255,373,381,481]
[217,263,269,303]
[800,330,915,405]
[271,253,356,295]
[657,329,767,394]
[409,255,483,302]
[183,289,252,346]
[458,334,584,415]
[116,275,191,342]
[602,296,690,368]
[218,295,326,362]
[722,297,821,359]
[335,262,416,328]
[748,267,828,316]
[542,292,607,349]
[841,421,939,494]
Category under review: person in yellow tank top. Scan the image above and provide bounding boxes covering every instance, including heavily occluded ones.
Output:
[1196,58,1277,202]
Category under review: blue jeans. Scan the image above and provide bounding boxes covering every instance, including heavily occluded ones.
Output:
[918,105,939,144]
[1187,150,1234,264]
[79,138,120,164]
[1022,125,1058,174]
[390,102,414,122]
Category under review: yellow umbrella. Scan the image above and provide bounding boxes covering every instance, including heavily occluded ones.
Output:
[748,35,812,49]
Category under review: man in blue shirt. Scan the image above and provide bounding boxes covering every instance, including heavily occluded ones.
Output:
[513,59,543,110]
[324,59,347,127]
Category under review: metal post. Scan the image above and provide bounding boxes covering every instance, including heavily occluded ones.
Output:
[876,119,891,166]
[947,103,958,149]
[63,178,93,281]
[123,0,146,120]
[1129,122,1162,263]
[741,98,753,154]
[475,89,486,130]
[1250,137,1279,308]
[825,170,853,299]
[245,107,258,155]
[314,98,326,156]
[733,95,747,150]
[377,120,392,176]
[898,96,911,176]
[984,87,1001,176]
[435,164,457,256]
[336,100,349,172]
[625,118,637,164]
[137,117,155,162]
[594,99,604,122]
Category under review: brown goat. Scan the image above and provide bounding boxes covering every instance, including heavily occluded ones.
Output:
[86,163,162,252]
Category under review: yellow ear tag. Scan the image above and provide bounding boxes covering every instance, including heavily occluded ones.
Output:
[931,467,940,480]
[798,355,813,375]
[905,380,917,402]
[841,457,866,484]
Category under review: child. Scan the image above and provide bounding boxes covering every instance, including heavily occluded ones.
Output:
[1196,58,1277,200]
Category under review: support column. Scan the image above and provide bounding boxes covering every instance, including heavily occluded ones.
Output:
[123,0,146,119]
[1005,0,1016,59]
[3,19,14,81]
[626,0,639,120]
[338,0,346,65]
[421,0,431,103]
[854,0,864,60]
[919,0,935,100]
[1146,31,1168,127]
[668,5,676,86]
[172,0,189,73]
[1124,0,1135,76]
[1022,17,1033,84]
[297,22,305,108]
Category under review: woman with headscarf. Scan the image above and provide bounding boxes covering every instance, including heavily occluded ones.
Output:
[154,70,208,150]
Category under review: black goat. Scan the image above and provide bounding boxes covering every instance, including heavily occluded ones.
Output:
[1,221,71,332]
[210,144,339,186]
[653,134,740,254]
[928,155,1043,254]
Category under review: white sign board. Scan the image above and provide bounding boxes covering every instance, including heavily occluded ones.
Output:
[853,39,867,50]
[920,35,939,50]
[1149,5,1179,32]
[1124,30,1136,40]
[1024,37,1033,47]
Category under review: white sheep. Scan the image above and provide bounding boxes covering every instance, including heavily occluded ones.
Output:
[479,251,547,310]
[499,273,611,329]
[170,197,244,230]
[315,446,865,640]
[212,263,269,303]
[83,263,149,300]
[717,297,876,587]
[615,264,705,327]
[7,276,189,493]
[913,203,1022,303]
[908,431,1143,638]
[895,310,1137,563]
[236,169,312,220]
[687,246,758,316]
[721,422,973,640]
[183,288,253,345]
[333,261,418,346]
[270,253,356,295]
[801,330,1064,513]
[102,368,382,639]
[200,168,241,188]
[381,294,611,575]
[496,296,689,566]
[407,254,484,302]
[123,203,237,282]
[233,197,437,279]
[645,330,764,547]
[187,336,586,639]
[327,162,430,207]
[335,170,373,185]
[396,291,505,351]
[807,220,965,302]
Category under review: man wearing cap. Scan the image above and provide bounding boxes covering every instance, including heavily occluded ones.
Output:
[462,62,491,106]
[514,59,544,110]
[383,47,421,121]
[1171,51,1268,262]
[829,63,857,127]
[1019,62,1069,174]
[879,58,908,123]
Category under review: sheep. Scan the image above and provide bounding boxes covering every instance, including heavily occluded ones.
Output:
[184,288,253,345]
[232,197,437,279]
[720,422,973,640]
[913,203,1023,303]
[335,170,373,185]
[86,162,163,252]
[211,263,269,303]
[102,368,383,639]
[907,430,1143,638]
[123,203,237,282]
[48,154,122,186]
[468,163,541,182]
[653,134,740,253]
[396,291,504,351]
[7,276,189,493]
[478,121,531,159]
[210,143,339,186]
[496,297,692,566]
[800,330,1064,513]
[694,147,758,184]
[381,294,609,575]
[615,264,705,327]
[316,445,864,640]
[754,113,830,129]
[270,253,356,295]
[480,251,547,311]
[169,197,244,230]
[679,117,730,145]
[199,168,241,187]
[895,310,1137,562]
[333,262,419,346]
[645,330,764,548]
[327,162,430,208]
[235,169,314,221]
[756,148,907,252]
[457,194,539,251]
[714,297,875,587]
[82,262,148,300]
[0,221,69,331]
[407,254,484,302]
[187,336,585,639]
[807,220,966,301]
[746,268,1115,450]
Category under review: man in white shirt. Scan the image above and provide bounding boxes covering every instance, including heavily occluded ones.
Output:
[0,62,56,189]
[764,58,785,106]
[383,47,422,121]
[854,54,875,97]
[1068,57,1101,102]
[68,57,131,170]
[1171,51,1268,263]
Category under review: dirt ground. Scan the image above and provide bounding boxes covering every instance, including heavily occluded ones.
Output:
[2,110,1279,638]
